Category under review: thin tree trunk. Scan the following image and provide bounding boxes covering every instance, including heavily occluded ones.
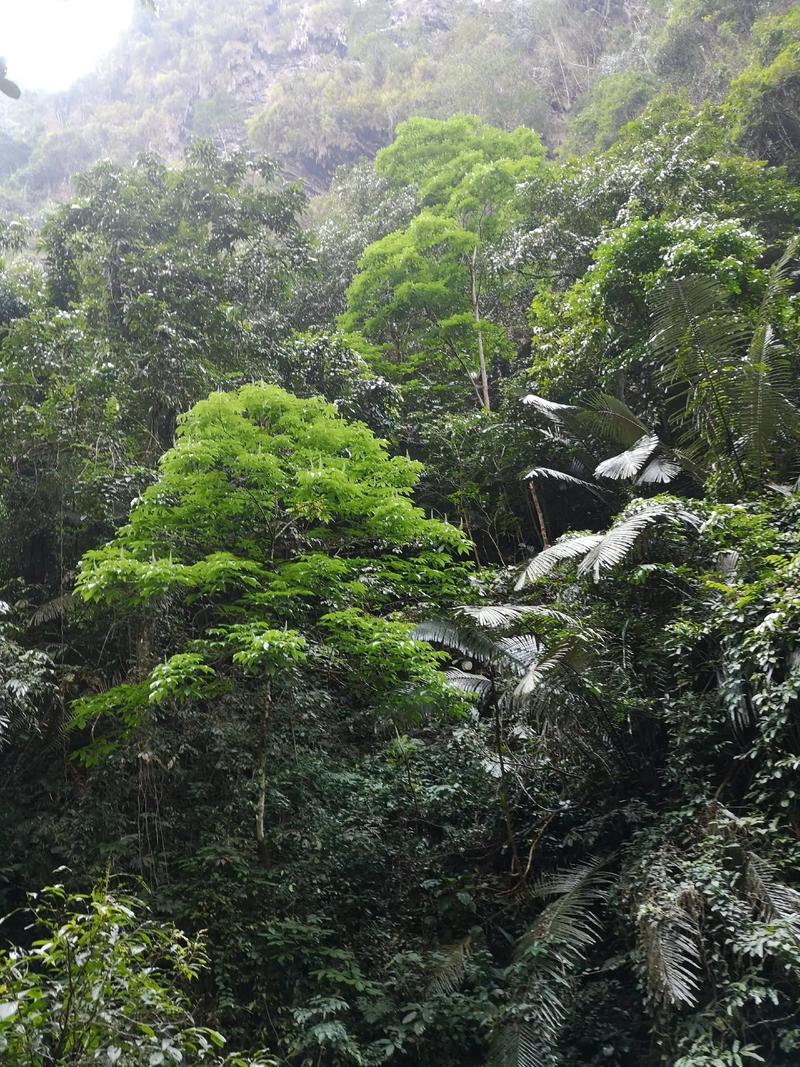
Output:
[528,481,551,548]
[470,248,491,411]
[494,701,520,875]
[255,679,272,865]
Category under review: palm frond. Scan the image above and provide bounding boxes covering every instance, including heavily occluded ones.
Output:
[576,503,697,582]
[428,935,473,996]
[29,593,74,628]
[455,604,580,628]
[523,467,608,502]
[490,860,609,1067]
[745,853,800,926]
[515,535,604,589]
[575,393,651,448]
[639,894,702,1008]
[594,435,660,481]
[636,454,682,485]
[444,668,492,699]
[500,634,542,673]
[522,395,578,424]
[413,619,507,667]
[715,550,740,577]
[513,635,596,705]
[649,276,729,365]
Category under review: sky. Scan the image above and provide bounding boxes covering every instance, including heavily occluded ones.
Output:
[2,0,135,93]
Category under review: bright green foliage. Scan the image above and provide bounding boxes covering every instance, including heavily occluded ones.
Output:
[0,881,274,1066]
[375,115,544,210]
[74,383,468,747]
[565,72,659,154]
[344,117,543,411]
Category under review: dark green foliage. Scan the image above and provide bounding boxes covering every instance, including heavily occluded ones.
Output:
[2,7,800,1066]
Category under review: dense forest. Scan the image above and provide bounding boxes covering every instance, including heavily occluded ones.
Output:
[2,0,800,1064]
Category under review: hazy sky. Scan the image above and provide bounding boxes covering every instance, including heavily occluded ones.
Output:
[2,0,135,93]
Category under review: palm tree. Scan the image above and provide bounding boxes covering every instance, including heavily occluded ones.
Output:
[649,239,800,487]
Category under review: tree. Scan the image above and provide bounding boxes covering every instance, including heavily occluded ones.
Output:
[74,384,470,854]
[343,117,545,411]
[0,880,274,1066]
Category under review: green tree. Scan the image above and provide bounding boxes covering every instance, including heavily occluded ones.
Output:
[343,117,545,411]
[0,880,274,1066]
[74,384,470,851]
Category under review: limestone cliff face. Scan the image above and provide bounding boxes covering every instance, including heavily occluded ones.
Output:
[1,0,775,213]
[0,0,477,208]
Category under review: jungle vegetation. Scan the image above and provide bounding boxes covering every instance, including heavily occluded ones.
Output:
[1,1,800,1065]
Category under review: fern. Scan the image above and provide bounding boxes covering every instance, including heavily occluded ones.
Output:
[491,860,609,1067]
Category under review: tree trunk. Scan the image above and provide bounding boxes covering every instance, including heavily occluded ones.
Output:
[470,248,491,411]
[528,481,551,548]
[255,679,272,865]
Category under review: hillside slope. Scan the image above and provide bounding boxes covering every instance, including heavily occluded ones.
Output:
[3,0,795,215]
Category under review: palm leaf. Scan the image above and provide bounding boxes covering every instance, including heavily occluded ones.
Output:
[455,604,580,628]
[594,435,660,481]
[515,535,604,589]
[524,466,607,500]
[413,619,507,667]
[500,634,542,673]
[576,503,697,582]
[745,853,800,926]
[491,860,609,1067]
[575,393,651,448]
[636,454,682,485]
[522,395,579,423]
[444,668,492,699]
[428,935,473,996]
[640,898,702,1008]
